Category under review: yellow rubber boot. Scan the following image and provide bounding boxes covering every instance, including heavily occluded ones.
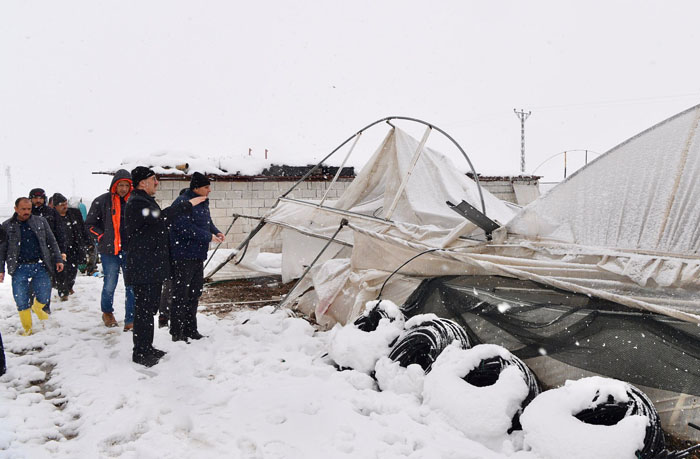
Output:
[19,309,33,336]
[31,298,50,321]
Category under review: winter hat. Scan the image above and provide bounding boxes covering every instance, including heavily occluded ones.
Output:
[29,188,46,199]
[52,193,68,205]
[189,172,211,190]
[131,166,155,188]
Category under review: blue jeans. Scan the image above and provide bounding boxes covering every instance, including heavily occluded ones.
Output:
[101,252,135,324]
[11,263,52,311]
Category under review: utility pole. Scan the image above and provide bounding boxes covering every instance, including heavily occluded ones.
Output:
[513,108,532,174]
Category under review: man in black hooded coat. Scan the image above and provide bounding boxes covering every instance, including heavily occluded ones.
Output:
[124,167,206,367]
[52,193,90,300]
[29,188,66,256]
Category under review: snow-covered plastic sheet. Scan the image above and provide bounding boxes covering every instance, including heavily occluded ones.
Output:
[333,128,515,227]
[252,126,516,320]
[256,127,516,256]
[508,104,700,281]
[511,105,700,255]
[260,110,700,326]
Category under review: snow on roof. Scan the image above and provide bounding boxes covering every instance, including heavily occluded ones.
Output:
[112,151,345,177]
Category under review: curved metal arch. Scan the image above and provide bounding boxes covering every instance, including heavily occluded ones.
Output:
[531,149,601,175]
[280,116,488,216]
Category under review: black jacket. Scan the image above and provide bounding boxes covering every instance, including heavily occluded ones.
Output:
[0,214,63,277]
[32,204,66,253]
[123,189,192,285]
[60,207,90,261]
[85,169,132,255]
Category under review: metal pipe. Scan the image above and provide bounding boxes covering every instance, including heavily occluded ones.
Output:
[277,218,348,310]
[280,116,488,216]
[203,215,240,272]
[319,131,362,206]
[204,219,267,281]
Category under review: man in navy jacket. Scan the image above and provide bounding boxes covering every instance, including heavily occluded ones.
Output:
[168,172,224,342]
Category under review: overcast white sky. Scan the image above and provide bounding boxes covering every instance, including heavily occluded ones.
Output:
[1,0,699,203]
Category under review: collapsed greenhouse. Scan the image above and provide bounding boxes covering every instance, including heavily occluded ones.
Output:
[207,109,700,445]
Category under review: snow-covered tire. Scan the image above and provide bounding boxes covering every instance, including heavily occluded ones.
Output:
[388,318,470,373]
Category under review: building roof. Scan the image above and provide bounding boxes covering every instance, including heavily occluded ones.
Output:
[94,152,355,181]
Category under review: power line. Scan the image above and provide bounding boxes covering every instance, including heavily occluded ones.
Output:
[530,92,700,112]
[444,92,700,128]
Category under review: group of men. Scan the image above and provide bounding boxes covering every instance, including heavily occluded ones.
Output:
[0,167,224,369]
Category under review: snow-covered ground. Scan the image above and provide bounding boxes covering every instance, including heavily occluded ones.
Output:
[0,275,650,459]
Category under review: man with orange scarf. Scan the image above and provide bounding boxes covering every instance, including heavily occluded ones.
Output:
[85,169,135,331]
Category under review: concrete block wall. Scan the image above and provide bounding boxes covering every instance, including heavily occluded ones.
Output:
[481,180,518,204]
[155,179,353,252]
[475,179,540,205]
[466,174,541,206]
[155,176,539,253]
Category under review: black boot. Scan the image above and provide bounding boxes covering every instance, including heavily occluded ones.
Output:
[133,350,161,367]
[149,347,167,359]
[0,332,6,377]
[187,331,205,340]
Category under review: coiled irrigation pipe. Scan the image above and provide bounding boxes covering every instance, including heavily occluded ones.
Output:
[388,318,470,373]
[573,383,665,459]
[464,351,541,432]
[353,301,405,332]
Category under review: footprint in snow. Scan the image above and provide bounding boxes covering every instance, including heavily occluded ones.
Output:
[236,436,263,459]
[263,440,301,459]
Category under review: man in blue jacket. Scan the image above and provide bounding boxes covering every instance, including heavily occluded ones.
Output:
[169,172,224,342]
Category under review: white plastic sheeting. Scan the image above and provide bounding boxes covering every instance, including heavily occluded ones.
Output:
[253,126,515,324]
[333,128,514,227]
[257,127,516,260]
[204,248,282,281]
[509,104,700,255]
[348,229,699,323]
[252,109,700,326]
